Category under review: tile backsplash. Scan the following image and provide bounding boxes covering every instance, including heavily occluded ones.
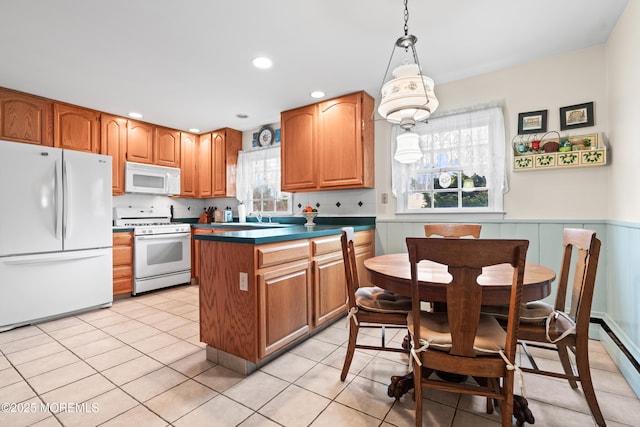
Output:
[112,188,376,221]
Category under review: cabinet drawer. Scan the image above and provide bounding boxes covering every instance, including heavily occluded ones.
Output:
[113,265,132,279]
[354,229,374,247]
[113,276,133,295]
[113,232,133,246]
[113,245,132,266]
[312,235,342,256]
[257,241,310,269]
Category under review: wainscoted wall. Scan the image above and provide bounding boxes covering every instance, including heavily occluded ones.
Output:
[375,219,640,396]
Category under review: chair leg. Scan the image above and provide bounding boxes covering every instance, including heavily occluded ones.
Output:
[557,344,578,388]
[501,371,515,427]
[414,364,423,427]
[574,343,606,427]
[340,320,359,381]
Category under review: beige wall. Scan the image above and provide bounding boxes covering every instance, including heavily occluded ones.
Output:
[607,1,640,223]
[374,45,611,220]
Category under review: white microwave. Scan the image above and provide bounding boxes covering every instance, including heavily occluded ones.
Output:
[124,161,181,195]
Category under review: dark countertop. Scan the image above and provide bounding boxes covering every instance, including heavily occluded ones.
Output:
[193,217,375,244]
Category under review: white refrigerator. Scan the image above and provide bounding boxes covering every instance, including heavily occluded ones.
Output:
[0,140,113,331]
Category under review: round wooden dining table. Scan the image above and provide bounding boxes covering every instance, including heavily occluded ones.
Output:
[364,253,556,305]
[364,252,557,414]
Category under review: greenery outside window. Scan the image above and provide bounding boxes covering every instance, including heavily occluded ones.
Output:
[392,105,506,214]
[237,146,292,214]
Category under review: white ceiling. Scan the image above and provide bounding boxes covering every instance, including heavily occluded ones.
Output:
[0,0,628,133]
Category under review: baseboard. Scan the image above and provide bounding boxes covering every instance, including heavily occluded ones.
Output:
[591,317,640,398]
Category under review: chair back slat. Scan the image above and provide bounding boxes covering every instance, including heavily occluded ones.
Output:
[341,227,359,310]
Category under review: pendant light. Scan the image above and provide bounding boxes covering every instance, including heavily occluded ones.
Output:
[378,0,438,164]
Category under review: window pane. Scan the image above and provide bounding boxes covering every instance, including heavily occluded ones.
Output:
[434,192,459,208]
[462,190,489,207]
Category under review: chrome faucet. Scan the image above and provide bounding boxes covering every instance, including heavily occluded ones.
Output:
[249,211,263,223]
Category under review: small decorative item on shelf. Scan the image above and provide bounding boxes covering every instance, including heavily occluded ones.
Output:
[302,205,318,226]
[512,134,532,155]
[540,131,561,153]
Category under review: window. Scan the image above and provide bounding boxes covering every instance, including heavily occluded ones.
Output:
[392,105,506,213]
[237,146,292,214]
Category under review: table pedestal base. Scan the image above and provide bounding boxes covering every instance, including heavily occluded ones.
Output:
[387,373,534,426]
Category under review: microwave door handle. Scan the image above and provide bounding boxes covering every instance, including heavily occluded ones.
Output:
[54,158,63,241]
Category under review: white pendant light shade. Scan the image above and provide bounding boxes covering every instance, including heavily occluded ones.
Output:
[394,131,422,164]
[378,63,439,126]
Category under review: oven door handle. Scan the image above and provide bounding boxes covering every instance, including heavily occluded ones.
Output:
[135,233,191,241]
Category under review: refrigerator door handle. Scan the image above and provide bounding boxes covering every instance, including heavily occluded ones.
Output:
[63,158,71,240]
[3,251,107,265]
[55,158,63,241]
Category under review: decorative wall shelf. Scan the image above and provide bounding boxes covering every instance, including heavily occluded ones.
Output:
[512,132,607,171]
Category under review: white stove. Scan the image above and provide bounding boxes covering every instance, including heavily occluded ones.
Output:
[113,207,191,294]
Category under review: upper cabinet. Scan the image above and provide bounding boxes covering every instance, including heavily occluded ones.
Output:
[53,103,101,153]
[100,114,128,195]
[281,104,317,191]
[198,128,241,198]
[212,128,241,197]
[126,120,154,164]
[154,126,180,167]
[281,91,374,192]
[180,132,197,197]
[198,132,213,198]
[0,88,53,146]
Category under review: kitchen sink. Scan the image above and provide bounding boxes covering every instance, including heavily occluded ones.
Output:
[221,222,292,228]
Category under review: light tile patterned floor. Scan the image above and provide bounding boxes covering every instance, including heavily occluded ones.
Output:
[1,284,639,426]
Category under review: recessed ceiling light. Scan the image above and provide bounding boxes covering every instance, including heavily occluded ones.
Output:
[236,114,249,119]
[189,128,200,133]
[128,112,143,119]
[310,91,326,99]
[252,57,273,69]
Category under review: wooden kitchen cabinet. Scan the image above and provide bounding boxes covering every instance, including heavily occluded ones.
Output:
[197,132,213,197]
[280,91,374,191]
[280,104,317,191]
[180,132,197,197]
[101,114,128,195]
[154,126,180,167]
[53,103,101,153]
[112,231,134,295]
[197,128,242,198]
[257,240,312,358]
[310,229,374,327]
[0,88,53,146]
[126,119,153,164]
[198,229,374,364]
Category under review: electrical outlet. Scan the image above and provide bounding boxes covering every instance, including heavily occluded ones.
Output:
[382,193,388,204]
[239,272,248,291]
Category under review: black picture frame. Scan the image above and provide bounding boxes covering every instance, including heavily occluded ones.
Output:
[560,102,594,130]
[517,110,547,135]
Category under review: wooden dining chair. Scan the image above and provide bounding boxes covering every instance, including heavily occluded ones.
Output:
[340,227,411,381]
[424,223,482,238]
[406,237,529,427]
[514,229,604,426]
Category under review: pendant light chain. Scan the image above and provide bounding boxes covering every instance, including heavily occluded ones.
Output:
[403,0,410,38]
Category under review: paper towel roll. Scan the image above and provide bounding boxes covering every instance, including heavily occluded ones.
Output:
[238,204,246,223]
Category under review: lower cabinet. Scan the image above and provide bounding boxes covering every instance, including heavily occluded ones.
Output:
[112,232,133,295]
[198,229,374,364]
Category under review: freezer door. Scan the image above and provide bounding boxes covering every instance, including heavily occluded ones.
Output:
[62,149,112,250]
[0,248,113,331]
[0,140,63,256]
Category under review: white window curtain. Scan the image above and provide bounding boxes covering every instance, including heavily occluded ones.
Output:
[391,104,507,209]
[236,145,282,205]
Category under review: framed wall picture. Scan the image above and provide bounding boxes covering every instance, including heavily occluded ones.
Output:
[560,102,594,130]
[518,110,547,134]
